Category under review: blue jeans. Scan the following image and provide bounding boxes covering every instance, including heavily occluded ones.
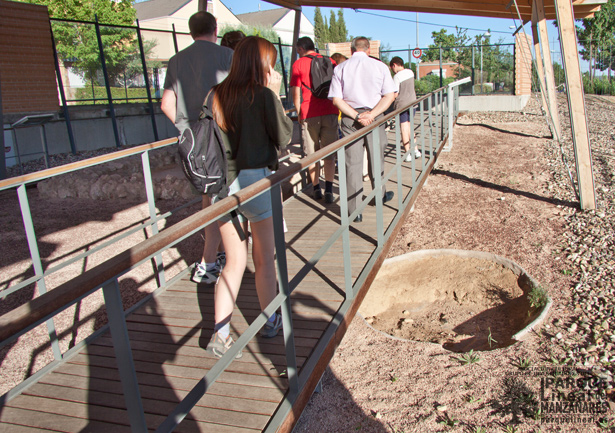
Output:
[214,168,273,223]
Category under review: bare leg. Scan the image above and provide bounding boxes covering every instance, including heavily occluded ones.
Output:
[214,221,248,325]
[250,216,277,311]
[401,120,411,154]
[200,195,223,263]
[308,161,321,188]
[323,158,336,183]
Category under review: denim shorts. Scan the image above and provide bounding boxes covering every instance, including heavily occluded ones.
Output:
[400,108,417,123]
[214,168,273,223]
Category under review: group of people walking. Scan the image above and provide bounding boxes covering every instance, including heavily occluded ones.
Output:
[161,11,419,358]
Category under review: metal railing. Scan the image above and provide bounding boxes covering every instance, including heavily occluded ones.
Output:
[0,81,465,432]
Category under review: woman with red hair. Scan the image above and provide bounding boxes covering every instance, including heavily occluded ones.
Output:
[207,36,293,358]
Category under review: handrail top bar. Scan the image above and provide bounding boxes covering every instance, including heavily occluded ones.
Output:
[0,138,178,191]
[448,77,472,88]
[0,85,451,344]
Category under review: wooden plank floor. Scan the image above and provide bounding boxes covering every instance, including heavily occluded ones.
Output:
[0,136,430,432]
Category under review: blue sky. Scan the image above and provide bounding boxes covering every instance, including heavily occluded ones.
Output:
[219,0,564,55]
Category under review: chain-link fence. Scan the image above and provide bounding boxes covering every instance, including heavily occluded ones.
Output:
[51,18,294,107]
[382,43,515,96]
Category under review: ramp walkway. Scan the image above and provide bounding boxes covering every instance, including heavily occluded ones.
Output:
[0,81,466,432]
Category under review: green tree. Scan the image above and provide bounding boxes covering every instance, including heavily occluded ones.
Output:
[577,0,615,82]
[329,10,339,43]
[19,0,137,83]
[337,9,348,43]
[313,7,329,48]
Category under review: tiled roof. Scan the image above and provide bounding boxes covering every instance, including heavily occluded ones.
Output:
[236,8,288,27]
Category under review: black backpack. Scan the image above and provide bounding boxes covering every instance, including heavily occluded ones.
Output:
[178,92,228,195]
[303,54,334,99]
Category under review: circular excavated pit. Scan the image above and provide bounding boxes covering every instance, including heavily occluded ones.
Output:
[359,249,551,353]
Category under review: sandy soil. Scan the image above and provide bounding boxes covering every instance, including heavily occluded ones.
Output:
[294,116,599,433]
[360,254,533,353]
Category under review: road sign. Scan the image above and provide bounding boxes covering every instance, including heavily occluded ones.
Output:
[412,48,422,59]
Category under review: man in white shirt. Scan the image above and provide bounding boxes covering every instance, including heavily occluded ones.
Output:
[328,37,396,223]
[390,56,421,162]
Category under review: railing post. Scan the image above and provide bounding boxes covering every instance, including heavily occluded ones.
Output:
[49,20,76,155]
[410,107,417,189]
[136,20,159,141]
[17,184,62,361]
[277,38,289,106]
[427,94,433,168]
[141,151,165,287]
[336,147,353,296]
[172,23,179,54]
[446,85,454,151]
[395,113,403,209]
[419,99,426,170]
[102,279,148,433]
[270,184,299,395]
[94,15,121,148]
[372,129,384,248]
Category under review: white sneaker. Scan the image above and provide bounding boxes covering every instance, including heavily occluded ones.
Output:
[405,152,412,162]
[414,149,422,159]
[191,262,220,284]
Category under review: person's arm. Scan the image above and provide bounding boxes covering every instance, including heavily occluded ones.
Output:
[161,89,176,123]
[332,97,361,122]
[291,86,302,121]
[358,92,395,126]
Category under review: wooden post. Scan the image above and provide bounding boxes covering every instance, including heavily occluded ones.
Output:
[290,8,302,64]
[535,0,562,140]
[530,4,551,126]
[555,0,596,209]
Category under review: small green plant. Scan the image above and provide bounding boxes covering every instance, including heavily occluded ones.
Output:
[472,427,486,433]
[513,357,532,370]
[436,413,459,428]
[560,269,572,275]
[597,417,615,430]
[452,349,481,365]
[390,374,399,382]
[532,406,544,421]
[503,425,519,433]
[465,394,482,404]
[528,286,548,309]
[487,328,498,348]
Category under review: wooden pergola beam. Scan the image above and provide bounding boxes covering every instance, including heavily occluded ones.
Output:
[530,6,551,125]
[266,0,604,20]
[534,0,563,140]
[555,0,596,209]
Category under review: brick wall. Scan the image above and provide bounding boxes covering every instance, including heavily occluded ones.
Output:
[515,33,532,95]
[325,40,381,60]
[0,0,59,114]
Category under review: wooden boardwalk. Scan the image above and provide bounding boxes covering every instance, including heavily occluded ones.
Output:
[0,140,428,432]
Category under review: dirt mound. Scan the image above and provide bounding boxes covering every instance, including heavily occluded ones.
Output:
[360,253,538,352]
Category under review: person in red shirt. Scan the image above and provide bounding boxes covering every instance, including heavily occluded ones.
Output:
[290,37,339,203]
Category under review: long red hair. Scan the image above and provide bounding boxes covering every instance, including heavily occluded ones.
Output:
[212,36,278,132]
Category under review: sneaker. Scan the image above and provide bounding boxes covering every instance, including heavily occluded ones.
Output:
[216,252,226,268]
[313,188,323,200]
[414,149,422,159]
[405,152,412,162]
[324,191,334,203]
[191,262,220,284]
[206,332,242,359]
[261,313,283,338]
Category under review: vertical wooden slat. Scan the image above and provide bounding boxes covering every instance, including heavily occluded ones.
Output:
[535,0,563,140]
[555,0,596,209]
[530,2,551,126]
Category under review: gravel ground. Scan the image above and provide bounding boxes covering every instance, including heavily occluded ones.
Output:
[295,94,615,433]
